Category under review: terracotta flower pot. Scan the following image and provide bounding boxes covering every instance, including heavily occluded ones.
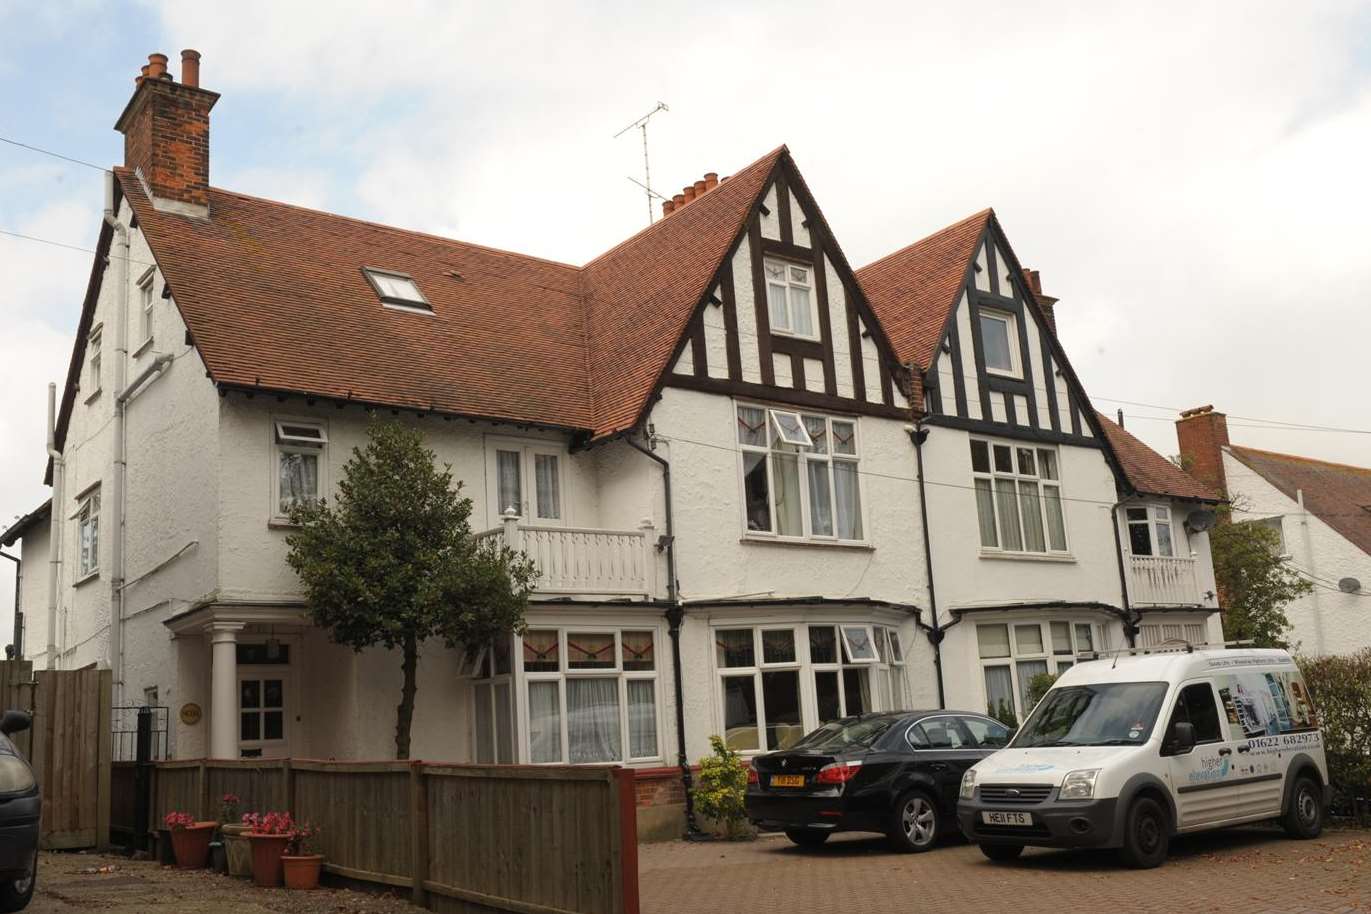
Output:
[170,822,218,869]
[282,854,324,890]
[247,832,291,887]
[221,823,253,877]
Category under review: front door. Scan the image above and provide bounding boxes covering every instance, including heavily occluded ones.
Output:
[238,670,290,759]
[1164,680,1246,828]
[489,441,565,525]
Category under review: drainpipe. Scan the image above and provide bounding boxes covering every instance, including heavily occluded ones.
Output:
[910,422,947,709]
[625,433,701,838]
[1110,502,1137,646]
[45,382,63,670]
[104,171,131,704]
[0,551,18,657]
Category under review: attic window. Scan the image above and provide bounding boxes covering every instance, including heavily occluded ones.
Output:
[363,268,430,312]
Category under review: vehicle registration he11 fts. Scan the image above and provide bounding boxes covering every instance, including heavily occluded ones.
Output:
[981,811,1032,826]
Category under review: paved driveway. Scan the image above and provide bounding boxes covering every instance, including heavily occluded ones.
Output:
[639,827,1371,914]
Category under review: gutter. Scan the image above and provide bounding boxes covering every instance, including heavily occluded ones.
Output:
[45,382,63,669]
[1109,501,1138,646]
[625,433,702,839]
[910,419,949,709]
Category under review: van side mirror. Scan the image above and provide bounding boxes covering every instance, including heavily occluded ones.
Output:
[0,710,31,736]
[1168,721,1196,755]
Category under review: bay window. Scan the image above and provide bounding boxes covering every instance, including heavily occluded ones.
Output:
[1126,505,1175,557]
[971,438,1067,554]
[977,619,1102,719]
[737,405,863,542]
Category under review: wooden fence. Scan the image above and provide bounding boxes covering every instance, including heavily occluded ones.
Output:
[151,759,639,914]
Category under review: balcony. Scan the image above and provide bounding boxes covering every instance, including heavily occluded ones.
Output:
[477,513,659,599]
[1127,554,1202,606]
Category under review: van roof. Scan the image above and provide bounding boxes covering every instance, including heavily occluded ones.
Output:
[1056,648,1295,686]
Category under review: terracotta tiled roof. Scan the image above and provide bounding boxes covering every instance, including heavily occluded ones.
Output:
[1096,413,1223,502]
[855,208,991,370]
[1227,445,1371,555]
[115,146,782,442]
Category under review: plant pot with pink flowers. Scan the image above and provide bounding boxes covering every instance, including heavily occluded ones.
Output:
[165,811,218,869]
[281,822,323,890]
[244,811,294,887]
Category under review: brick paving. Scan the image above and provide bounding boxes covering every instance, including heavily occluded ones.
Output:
[639,826,1371,914]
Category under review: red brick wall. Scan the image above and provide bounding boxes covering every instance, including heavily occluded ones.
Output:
[634,767,688,808]
[119,80,217,208]
[1176,406,1230,498]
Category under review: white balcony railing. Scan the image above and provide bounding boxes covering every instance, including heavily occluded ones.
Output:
[1127,554,1202,606]
[477,512,657,598]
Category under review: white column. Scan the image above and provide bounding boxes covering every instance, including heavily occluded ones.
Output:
[208,622,245,759]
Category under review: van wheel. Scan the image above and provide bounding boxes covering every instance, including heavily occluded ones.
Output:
[979,843,1024,862]
[1117,797,1169,869]
[784,829,831,848]
[888,789,940,853]
[1282,776,1323,839]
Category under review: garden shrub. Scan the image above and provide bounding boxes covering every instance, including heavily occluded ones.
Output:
[1298,649,1371,814]
[693,735,751,838]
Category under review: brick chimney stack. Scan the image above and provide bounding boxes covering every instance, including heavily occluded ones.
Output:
[1176,405,1230,498]
[1022,268,1059,335]
[114,50,219,212]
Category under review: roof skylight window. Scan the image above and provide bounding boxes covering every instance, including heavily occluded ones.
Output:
[363,268,431,311]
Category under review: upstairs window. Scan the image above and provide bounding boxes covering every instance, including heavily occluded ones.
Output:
[274,421,326,517]
[137,268,156,345]
[978,308,1020,377]
[764,259,817,339]
[971,439,1067,554]
[77,488,101,578]
[87,327,103,396]
[1126,505,1175,557]
[363,267,430,312]
[737,405,863,542]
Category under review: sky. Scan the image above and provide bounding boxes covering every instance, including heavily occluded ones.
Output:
[2,0,1370,635]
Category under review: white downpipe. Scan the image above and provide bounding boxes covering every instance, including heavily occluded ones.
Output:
[104,171,130,705]
[44,383,62,670]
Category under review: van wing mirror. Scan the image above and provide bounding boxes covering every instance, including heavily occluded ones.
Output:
[0,710,30,736]
[1169,721,1196,755]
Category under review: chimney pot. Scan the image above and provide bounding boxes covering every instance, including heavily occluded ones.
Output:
[181,49,201,88]
[682,185,696,203]
[147,53,169,80]
[704,172,719,190]
[693,179,707,197]
[672,193,686,209]
[662,199,675,216]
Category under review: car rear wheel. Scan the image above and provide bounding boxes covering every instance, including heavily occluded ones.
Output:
[784,828,831,848]
[1117,796,1169,869]
[978,842,1024,862]
[1281,775,1323,839]
[0,853,35,912]
[888,789,940,853]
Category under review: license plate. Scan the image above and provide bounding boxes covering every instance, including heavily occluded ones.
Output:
[982,811,1033,826]
[770,774,806,788]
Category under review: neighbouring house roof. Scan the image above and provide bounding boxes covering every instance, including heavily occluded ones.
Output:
[1096,413,1223,503]
[1227,445,1371,556]
[1,500,51,548]
[99,147,784,447]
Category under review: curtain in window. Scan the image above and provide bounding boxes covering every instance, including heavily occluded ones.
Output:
[742,452,771,531]
[977,623,1011,659]
[527,682,562,763]
[1018,482,1046,552]
[771,454,802,536]
[534,454,560,519]
[1043,485,1067,551]
[994,478,1022,550]
[474,683,494,764]
[806,461,834,536]
[1154,517,1174,556]
[567,678,621,763]
[767,281,789,330]
[1016,660,1049,715]
[496,450,521,515]
[834,462,862,540]
[974,479,998,547]
[983,665,1014,718]
[278,453,318,514]
[627,680,658,758]
[842,667,871,715]
[494,682,513,764]
[790,286,813,336]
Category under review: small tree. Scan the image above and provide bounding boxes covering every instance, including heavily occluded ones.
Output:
[988,699,1018,730]
[286,420,537,759]
[694,736,750,839]
[1025,672,1059,711]
[1210,516,1312,649]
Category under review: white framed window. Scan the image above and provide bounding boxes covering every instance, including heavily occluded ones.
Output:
[978,308,1020,377]
[763,259,818,339]
[363,267,431,312]
[977,619,1102,720]
[87,326,103,396]
[1138,621,1207,648]
[76,488,101,578]
[485,437,566,525]
[516,627,660,765]
[971,439,1067,554]
[137,267,156,345]
[714,623,906,754]
[737,405,863,542]
[469,638,515,764]
[1126,505,1175,557]
[273,419,326,518]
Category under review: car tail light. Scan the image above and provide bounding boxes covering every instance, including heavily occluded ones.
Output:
[814,761,862,785]
[746,766,758,785]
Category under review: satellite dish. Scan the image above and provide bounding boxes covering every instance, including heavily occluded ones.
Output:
[1338,577,1362,594]
[1186,509,1217,532]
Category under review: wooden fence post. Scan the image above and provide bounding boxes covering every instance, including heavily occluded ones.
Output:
[612,767,640,914]
[96,670,113,848]
[196,762,208,822]
[282,759,294,815]
[409,761,429,908]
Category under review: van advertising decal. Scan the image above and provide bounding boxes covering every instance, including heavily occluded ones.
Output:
[1214,670,1318,739]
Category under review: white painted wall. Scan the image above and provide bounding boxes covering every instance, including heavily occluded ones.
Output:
[15,524,48,662]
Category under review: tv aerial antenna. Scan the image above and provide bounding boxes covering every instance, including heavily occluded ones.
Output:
[614,101,669,225]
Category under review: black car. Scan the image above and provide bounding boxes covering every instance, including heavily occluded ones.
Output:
[745,711,1012,852]
[0,711,37,912]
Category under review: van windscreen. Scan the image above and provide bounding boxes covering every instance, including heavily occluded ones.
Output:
[1012,682,1168,748]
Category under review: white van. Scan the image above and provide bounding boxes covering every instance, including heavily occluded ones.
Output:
[956,646,1328,868]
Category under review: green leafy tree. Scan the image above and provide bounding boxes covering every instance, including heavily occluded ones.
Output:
[694,736,751,839]
[988,699,1018,730]
[1025,672,1059,711]
[1210,516,1312,649]
[286,420,537,759]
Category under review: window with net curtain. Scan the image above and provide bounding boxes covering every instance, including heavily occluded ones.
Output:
[737,405,863,541]
[274,422,325,516]
[978,620,1103,719]
[970,440,1067,554]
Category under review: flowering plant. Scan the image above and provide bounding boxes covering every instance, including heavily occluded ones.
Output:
[242,811,295,835]
[219,793,241,823]
[164,811,196,831]
[285,821,319,856]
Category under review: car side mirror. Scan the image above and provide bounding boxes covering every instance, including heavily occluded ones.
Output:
[1169,721,1196,755]
[0,710,31,736]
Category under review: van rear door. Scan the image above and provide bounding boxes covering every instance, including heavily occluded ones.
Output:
[1164,680,1250,829]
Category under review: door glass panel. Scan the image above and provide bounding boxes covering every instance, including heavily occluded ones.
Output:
[496,450,521,516]
[263,711,283,741]
[534,453,561,520]
[240,713,260,741]
[240,681,261,709]
[263,680,283,708]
